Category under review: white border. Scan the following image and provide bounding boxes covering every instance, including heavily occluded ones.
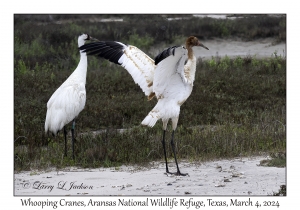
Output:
[3,0,297,208]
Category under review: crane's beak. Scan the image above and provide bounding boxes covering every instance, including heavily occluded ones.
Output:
[198,42,209,50]
[89,36,99,42]
[198,43,209,50]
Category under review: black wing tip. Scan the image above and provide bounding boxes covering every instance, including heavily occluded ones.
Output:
[79,41,126,65]
[154,46,178,65]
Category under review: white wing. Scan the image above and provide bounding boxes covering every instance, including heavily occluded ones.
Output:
[45,78,86,133]
[153,46,188,98]
[141,46,190,127]
[80,41,155,97]
[118,44,155,96]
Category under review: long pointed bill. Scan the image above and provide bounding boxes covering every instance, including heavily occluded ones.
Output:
[89,36,99,42]
[198,42,209,50]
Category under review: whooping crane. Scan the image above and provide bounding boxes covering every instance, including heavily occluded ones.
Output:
[45,34,98,159]
[79,36,209,175]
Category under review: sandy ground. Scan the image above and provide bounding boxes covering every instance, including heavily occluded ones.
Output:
[14,156,285,196]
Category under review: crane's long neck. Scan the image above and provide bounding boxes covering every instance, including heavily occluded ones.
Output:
[73,50,88,84]
[184,47,197,85]
[187,45,194,60]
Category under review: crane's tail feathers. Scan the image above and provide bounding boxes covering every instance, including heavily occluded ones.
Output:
[141,111,160,127]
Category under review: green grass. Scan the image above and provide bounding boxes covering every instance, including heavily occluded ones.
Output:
[14,54,286,171]
[14,14,286,171]
[259,152,286,168]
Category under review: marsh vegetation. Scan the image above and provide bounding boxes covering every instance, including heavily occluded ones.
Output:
[14,14,286,171]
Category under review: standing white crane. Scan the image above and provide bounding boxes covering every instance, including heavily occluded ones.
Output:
[45,34,98,159]
[79,36,209,175]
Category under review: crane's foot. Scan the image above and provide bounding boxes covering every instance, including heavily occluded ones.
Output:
[165,170,189,176]
[175,171,189,176]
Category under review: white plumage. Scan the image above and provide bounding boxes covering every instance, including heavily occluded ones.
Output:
[45,33,97,159]
[80,36,209,175]
[141,46,191,129]
[117,43,155,96]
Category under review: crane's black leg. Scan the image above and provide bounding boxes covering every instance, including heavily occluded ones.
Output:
[71,119,75,160]
[170,130,188,176]
[64,126,67,157]
[161,130,170,174]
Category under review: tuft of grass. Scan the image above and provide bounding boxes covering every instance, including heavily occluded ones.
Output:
[272,185,286,196]
[259,152,286,168]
